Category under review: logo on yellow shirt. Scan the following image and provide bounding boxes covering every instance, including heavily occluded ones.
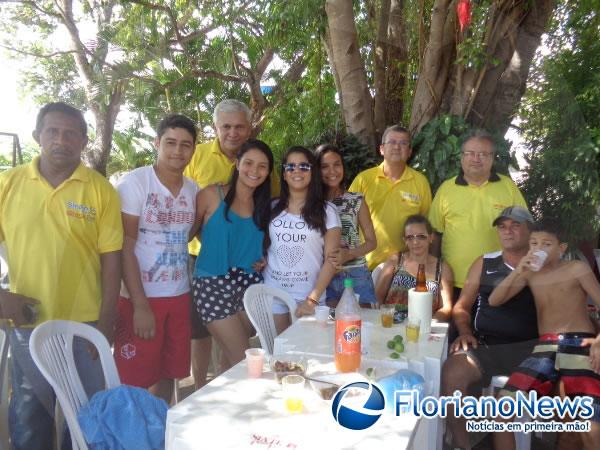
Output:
[66,201,97,222]
[401,192,420,203]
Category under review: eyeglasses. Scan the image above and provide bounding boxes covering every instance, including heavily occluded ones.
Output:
[383,140,410,147]
[282,162,312,172]
[462,151,494,160]
[404,234,429,241]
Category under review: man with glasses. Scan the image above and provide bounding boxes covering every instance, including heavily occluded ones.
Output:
[349,125,432,270]
[428,130,527,299]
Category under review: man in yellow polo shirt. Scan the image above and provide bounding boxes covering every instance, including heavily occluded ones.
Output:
[349,125,432,270]
[429,130,527,295]
[0,102,123,450]
[183,99,279,389]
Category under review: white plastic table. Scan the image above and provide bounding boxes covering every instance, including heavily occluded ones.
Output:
[166,356,423,450]
[273,309,449,450]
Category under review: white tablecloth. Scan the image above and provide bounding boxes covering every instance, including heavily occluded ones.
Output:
[273,310,448,450]
[166,356,423,450]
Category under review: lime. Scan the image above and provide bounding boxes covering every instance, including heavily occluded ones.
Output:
[389,352,400,359]
[387,340,396,349]
[393,334,403,342]
[394,342,405,353]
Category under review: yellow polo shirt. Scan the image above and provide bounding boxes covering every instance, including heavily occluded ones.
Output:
[184,138,280,255]
[428,172,527,288]
[349,164,432,270]
[0,158,123,326]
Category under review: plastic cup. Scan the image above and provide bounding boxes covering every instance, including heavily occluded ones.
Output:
[380,306,394,328]
[282,374,305,413]
[406,318,421,343]
[245,348,265,378]
[315,305,330,325]
[530,250,548,272]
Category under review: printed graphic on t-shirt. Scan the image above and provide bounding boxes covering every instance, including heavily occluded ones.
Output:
[270,217,310,288]
[141,192,194,283]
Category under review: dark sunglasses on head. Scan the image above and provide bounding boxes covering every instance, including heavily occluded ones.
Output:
[282,162,312,172]
[404,233,429,241]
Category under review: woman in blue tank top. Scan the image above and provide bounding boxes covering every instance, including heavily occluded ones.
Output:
[191,139,273,370]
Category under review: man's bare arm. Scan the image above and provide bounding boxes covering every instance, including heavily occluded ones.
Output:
[450,257,482,352]
[97,250,121,345]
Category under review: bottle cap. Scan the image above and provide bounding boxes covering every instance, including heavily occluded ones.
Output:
[343,278,353,288]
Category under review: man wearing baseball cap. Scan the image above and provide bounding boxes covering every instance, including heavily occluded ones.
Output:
[441,206,538,449]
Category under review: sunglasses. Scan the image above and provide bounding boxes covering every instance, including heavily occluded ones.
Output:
[404,234,429,241]
[282,162,312,172]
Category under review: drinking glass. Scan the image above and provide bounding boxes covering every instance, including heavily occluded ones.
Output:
[380,306,394,328]
[282,374,305,413]
[406,318,421,343]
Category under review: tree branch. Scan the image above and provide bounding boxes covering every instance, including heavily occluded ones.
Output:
[0,44,77,59]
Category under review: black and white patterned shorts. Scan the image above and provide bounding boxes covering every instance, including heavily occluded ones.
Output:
[192,267,263,325]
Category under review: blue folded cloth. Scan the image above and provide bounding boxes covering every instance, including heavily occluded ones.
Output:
[78,385,168,450]
[377,369,425,412]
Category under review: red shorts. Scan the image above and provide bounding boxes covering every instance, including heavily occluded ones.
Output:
[114,293,191,388]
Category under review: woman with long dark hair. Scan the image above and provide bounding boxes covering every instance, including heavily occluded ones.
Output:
[315,144,377,307]
[191,139,273,369]
[263,146,341,333]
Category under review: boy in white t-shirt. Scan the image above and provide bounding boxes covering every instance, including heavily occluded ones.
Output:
[114,114,199,403]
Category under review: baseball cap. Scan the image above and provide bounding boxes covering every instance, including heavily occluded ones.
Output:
[492,206,533,226]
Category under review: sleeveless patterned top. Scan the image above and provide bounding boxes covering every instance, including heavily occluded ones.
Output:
[330,191,367,268]
[384,253,442,309]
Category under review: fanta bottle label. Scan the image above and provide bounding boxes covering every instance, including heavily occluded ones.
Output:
[335,319,361,354]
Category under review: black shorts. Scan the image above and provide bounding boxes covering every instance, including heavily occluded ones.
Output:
[456,337,537,385]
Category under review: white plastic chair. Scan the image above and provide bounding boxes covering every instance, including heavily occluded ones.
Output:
[29,320,121,450]
[0,328,9,450]
[371,262,385,286]
[243,284,297,355]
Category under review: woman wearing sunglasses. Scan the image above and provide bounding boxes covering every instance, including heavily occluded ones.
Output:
[191,139,273,370]
[263,146,341,333]
[315,144,377,307]
[375,214,453,321]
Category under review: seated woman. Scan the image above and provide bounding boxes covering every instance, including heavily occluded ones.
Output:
[375,214,453,321]
[315,144,377,307]
[263,146,341,334]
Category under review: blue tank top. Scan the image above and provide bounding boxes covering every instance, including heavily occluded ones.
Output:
[194,193,264,277]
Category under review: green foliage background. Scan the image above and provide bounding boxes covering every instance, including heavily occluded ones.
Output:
[518,0,600,245]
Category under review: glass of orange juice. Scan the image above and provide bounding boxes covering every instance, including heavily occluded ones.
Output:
[406,317,420,343]
[282,374,305,413]
[380,306,394,328]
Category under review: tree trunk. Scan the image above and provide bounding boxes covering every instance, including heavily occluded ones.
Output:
[325,0,376,149]
[373,0,391,137]
[409,0,555,135]
[470,0,555,133]
[409,0,456,134]
[85,82,124,176]
[385,0,408,127]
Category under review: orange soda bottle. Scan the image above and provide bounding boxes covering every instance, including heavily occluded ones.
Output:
[335,278,362,372]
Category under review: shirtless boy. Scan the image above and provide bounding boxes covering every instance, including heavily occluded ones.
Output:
[489,219,600,450]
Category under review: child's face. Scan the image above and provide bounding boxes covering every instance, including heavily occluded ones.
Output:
[529,231,567,263]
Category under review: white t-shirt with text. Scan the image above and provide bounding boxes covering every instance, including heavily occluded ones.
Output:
[117,166,199,298]
[263,202,340,303]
